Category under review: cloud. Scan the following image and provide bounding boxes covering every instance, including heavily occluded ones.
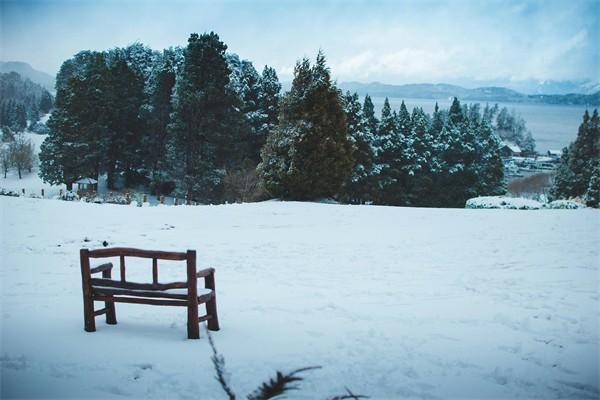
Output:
[1,0,597,84]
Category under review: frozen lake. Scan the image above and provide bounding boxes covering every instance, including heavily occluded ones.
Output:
[369,97,594,153]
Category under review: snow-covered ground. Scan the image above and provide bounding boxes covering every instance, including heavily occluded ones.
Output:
[1,197,598,399]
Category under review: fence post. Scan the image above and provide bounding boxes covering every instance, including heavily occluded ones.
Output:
[125,192,130,204]
[174,198,179,206]
[41,188,44,198]
[21,188,25,195]
[160,195,164,204]
[143,194,147,203]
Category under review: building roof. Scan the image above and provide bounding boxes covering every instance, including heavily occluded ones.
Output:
[500,141,522,153]
[75,177,98,184]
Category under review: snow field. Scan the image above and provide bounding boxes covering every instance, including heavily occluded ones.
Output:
[1,197,599,399]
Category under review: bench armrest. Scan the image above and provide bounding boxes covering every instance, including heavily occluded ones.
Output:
[196,267,215,278]
[90,262,113,274]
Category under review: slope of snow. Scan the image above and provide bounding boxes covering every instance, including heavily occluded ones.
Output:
[1,198,599,399]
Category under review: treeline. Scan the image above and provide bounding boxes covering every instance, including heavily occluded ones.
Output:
[39,37,280,198]
[40,32,507,207]
[0,72,53,131]
[257,54,506,207]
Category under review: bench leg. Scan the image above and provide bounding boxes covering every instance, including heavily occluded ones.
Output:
[83,296,96,332]
[206,296,220,331]
[105,300,117,325]
[102,270,117,325]
[187,303,199,339]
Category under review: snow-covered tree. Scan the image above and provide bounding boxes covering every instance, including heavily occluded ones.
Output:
[340,91,376,203]
[258,51,353,200]
[495,107,536,155]
[551,109,600,206]
[9,133,34,179]
[168,32,243,202]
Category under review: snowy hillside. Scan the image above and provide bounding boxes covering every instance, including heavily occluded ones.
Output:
[1,197,598,399]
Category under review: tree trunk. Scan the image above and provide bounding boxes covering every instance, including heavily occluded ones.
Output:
[66,182,73,191]
[18,167,22,179]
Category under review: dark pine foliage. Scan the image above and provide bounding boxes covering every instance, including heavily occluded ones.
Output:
[551,109,599,206]
[258,51,353,200]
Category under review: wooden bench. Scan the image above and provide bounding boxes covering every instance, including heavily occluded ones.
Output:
[80,247,220,339]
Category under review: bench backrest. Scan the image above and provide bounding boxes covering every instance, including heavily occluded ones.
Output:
[80,247,197,291]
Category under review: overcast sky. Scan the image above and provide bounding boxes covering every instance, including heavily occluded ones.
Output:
[1,0,598,85]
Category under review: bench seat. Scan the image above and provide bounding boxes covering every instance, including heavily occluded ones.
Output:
[92,283,213,301]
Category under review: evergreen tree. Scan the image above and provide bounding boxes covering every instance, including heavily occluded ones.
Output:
[435,98,478,207]
[473,118,505,196]
[168,32,243,202]
[430,102,444,136]
[104,53,145,188]
[374,98,412,204]
[14,103,27,132]
[39,52,110,190]
[341,91,375,203]
[404,107,434,205]
[258,51,353,200]
[551,109,600,206]
[141,55,176,194]
[255,66,281,159]
[237,60,263,163]
[39,91,53,113]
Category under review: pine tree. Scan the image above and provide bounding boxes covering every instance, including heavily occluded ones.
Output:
[434,98,478,206]
[375,98,416,204]
[104,53,145,188]
[237,60,263,163]
[431,102,444,136]
[39,91,53,113]
[258,51,353,200]
[340,91,375,203]
[14,103,27,132]
[168,32,242,202]
[473,118,505,196]
[142,55,176,194]
[551,109,600,206]
[256,66,281,158]
[39,52,109,190]
[403,107,434,205]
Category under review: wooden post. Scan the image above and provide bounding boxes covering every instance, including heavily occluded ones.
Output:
[143,194,147,203]
[152,258,158,285]
[174,198,178,206]
[41,188,44,198]
[80,249,96,332]
[186,250,199,339]
[102,267,117,325]
[120,255,126,282]
[160,195,164,204]
[21,188,25,195]
[125,192,130,204]
[205,271,220,331]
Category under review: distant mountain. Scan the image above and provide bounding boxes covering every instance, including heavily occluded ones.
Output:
[338,81,600,106]
[499,79,600,96]
[0,61,55,91]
